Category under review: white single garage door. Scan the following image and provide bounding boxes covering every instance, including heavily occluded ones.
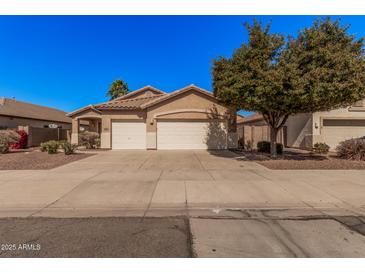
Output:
[322,119,365,150]
[112,121,146,149]
[157,121,227,149]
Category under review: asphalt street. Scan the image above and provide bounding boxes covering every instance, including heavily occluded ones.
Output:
[0,214,365,258]
[0,217,192,258]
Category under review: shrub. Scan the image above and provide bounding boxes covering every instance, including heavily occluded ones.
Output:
[40,142,48,152]
[60,141,78,155]
[58,140,67,145]
[336,138,365,161]
[95,138,101,148]
[313,142,330,154]
[257,141,283,154]
[79,131,99,149]
[0,130,20,154]
[40,140,59,154]
[238,137,244,149]
[10,130,28,149]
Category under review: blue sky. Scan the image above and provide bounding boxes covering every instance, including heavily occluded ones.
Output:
[0,15,364,114]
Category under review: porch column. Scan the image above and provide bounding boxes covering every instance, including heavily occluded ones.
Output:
[71,118,79,145]
[100,116,111,149]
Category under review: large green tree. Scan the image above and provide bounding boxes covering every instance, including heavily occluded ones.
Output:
[213,18,365,157]
[106,79,129,100]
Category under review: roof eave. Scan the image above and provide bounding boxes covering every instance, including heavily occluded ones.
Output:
[111,85,166,102]
[67,105,102,117]
[140,84,218,109]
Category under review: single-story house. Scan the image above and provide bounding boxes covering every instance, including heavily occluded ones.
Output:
[0,97,72,129]
[238,99,365,151]
[68,85,238,150]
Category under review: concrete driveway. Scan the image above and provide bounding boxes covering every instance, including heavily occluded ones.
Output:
[0,149,365,218]
[1,150,365,257]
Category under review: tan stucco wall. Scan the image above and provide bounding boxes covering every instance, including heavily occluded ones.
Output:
[71,119,79,144]
[70,108,145,148]
[0,115,71,130]
[145,91,235,149]
[311,104,365,150]
[155,112,226,120]
[99,110,145,149]
[313,106,365,143]
[146,91,232,133]
[285,113,313,149]
[72,109,102,120]
[69,89,236,149]
[284,101,365,150]
[237,118,284,149]
[124,89,162,99]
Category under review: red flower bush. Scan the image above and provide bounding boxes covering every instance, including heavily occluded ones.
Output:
[10,130,28,149]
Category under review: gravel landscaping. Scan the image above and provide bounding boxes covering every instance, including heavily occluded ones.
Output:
[234,149,365,170]
[0,149,94,170]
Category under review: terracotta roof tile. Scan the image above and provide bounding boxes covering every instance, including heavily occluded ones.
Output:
[140,84,217,109]
[237,113,264,124]
[112,85,165,101]
[95,94,166,110]
[237,115,245,123]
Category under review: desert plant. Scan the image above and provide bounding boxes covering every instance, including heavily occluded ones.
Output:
[10,130,28,149]
[0,130,20,154]
[79,131,99,149]
[40,142,48,152]
[336,138,365,161]
[313,142,330,154]
[95,138,101,148]
[40,140,59,154]
[257,141,283,155]
[60,141,78,155]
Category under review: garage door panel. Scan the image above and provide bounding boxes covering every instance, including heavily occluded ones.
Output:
[112,122,146,149]
[322,119,365,150]
[157,121,227,150]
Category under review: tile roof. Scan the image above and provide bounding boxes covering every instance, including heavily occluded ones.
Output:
[140,84,217,108]
[237,114,245,123]
[68,84,219,116]
[112,85,165,101]
[237,113,264,124]
[92,85,214,111]
[95,94,165,110]
[0,97,71,123]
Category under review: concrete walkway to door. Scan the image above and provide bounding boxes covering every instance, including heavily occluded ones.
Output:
[0,150,365,218]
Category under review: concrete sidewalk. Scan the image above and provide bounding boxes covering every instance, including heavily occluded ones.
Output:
[1,150,365,258]
[190,217,365,257]
[0,150,364,218]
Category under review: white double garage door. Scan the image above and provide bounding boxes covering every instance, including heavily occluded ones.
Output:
[321,119,365,149]
[111,120,227,149]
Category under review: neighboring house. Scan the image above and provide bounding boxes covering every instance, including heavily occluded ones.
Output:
[237,113,284,149]
[68,85,238,150]
[0,97,72,129]
[238,99,365,151]
[236,114,245,127]
[287,99,365,150]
